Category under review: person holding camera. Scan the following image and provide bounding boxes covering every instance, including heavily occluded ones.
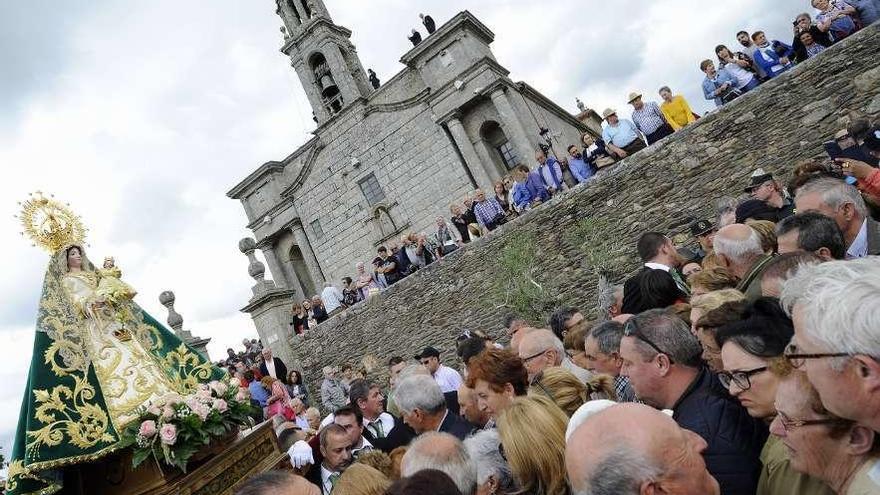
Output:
[700,60,740,107]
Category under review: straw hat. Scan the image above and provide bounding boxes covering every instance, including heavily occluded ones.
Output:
[627,92,642,103]
[602,108,617,119]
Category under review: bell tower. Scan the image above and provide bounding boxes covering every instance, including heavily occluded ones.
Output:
[275,0,372,124]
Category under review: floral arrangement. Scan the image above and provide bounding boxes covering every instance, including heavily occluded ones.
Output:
[122,379,256,472]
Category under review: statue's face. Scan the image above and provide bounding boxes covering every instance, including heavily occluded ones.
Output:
[67,247,82,270]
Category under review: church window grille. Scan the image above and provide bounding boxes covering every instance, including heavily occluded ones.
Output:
[310,219,324,239]
[358,173,386,206]
[496,141,519,170]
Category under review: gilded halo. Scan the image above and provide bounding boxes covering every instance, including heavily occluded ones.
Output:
[16,192,88,253]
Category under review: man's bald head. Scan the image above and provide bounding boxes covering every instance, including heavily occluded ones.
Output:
[519,329,565,364]
[234,471,319,495]
[566,404,718,495]
[713,224,764,277]
[402,432,477,495]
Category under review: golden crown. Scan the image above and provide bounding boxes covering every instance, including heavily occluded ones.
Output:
[15,192,88,253]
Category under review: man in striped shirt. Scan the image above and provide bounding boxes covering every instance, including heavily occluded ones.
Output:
[628,92,674,145]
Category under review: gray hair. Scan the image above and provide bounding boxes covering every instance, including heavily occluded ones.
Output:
[575,447,663,495]
[463,429,516,492]
[403,432,478,495]
[397,363,431,383]
[322,366,334,376]
[627,309,702,367]
[714,226,763,266]
[520,329,566,365]
[780,258,880,366]
[394,375,446,415]
[596,276,623,321]
[796,176,868,218]
[590,321,625,355]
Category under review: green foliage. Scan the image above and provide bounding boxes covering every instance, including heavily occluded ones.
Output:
[565,216,628,276]
[489,232,560,322]
[121,378,256,474]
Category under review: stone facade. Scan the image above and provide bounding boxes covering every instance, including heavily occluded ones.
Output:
[262,24,880,397]
[228,1,592,304]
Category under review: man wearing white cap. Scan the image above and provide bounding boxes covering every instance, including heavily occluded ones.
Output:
[601,108,646,160]
[628,92,673,145]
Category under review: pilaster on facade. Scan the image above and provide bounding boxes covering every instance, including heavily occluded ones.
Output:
[446,113,495,191]
[489,86,535,167]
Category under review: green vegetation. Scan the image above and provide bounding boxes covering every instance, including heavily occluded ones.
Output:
[489,232,560,323]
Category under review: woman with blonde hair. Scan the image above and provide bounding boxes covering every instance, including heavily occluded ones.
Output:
[261,375,293,420]
[689,288,745,335]
[745,219,778,254]
[688,266,738,296]
[334,463,391,495]
[529,367,615,417]
[496,395,570,495]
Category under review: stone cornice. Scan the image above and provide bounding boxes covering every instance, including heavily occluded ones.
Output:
[363,88,431,117]
[280,17,353,56]
[400,11,495,67]
[280,138,325,199]
[241,288,299,314]
[227,161,285,199]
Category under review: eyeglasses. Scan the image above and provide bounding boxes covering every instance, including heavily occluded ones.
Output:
[717,366,768,390]
[776,411,850,432]
[520,349,549,364]
[784,343,850,369]
[623,318,674,364]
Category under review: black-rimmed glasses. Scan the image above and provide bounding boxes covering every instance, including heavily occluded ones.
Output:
[784,343,849,369]
[776,411,851,432]
[623,318,674,364]
[521,349,549,364]
[717,367,768,390]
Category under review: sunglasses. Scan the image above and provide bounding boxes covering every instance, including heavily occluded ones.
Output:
[623,318,674,364]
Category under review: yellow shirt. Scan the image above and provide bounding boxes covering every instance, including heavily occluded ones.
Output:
[758,436,834,495]
[660,95,697,130]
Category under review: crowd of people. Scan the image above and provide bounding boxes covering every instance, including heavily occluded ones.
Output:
[225,4,880,495]
[285,2,879,336]
[234,111,880,494]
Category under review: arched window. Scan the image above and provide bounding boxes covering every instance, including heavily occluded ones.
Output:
[309,53,343,113]
[480,121,518,170]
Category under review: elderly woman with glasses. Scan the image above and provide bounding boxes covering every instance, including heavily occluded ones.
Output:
[716,298,832,495]
[771,370,879,494]
[463,429,518,495]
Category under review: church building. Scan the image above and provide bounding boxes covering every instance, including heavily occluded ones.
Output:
[228,0,594,344]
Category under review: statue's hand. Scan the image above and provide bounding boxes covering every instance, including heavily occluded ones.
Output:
[289,440,314,468]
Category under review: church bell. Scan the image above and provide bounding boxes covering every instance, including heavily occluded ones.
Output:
[319,74,339,98]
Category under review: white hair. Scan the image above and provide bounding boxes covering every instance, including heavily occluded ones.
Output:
[796,176,868,218]
[394,375,446,415]
[713,227,763,266]
[463,429,516,491]
[403,432,478,495]
[397,363,430,383]
[575,447,663,495]
[780,257,880,363]
[521,329,566,365]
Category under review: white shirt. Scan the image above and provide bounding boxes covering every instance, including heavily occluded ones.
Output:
[433,364,463,393]
[321,286,345,313]
[363,411,395,438]
[722,61,756,89]
[352,436,374,458]
[644,262,671,272]
[265,358,277,379]
[847,219,869,259]
[320,465,340,495]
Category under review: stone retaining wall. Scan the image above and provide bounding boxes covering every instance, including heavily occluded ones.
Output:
[285,24,880,397]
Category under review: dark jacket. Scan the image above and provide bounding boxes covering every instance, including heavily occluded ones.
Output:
[438,411,476,441]
[736,255,775,302]
[672,367,768,495]
[621,267,688,315]
[792,25,833,63]
[259,357,289,384]
[362,413,416,452]
[867,217,880,256]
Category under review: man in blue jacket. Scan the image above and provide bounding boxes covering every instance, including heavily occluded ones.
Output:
[619,309,767,495]
[750,31,794,79]
[700,60,740,107]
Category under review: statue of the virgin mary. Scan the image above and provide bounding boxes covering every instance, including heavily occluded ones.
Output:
[7,194,223,495]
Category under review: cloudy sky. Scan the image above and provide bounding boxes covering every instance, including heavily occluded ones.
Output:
[0,0,806,463]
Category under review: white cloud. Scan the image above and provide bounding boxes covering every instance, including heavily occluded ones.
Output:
[0,0,815,462]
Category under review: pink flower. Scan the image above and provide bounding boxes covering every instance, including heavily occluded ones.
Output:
[235,390,248,402]
[162,406,175,420]
[138,420,157,438]
[196,388,213,401]
[212,399,228,413]
[146,405,161,416]
[192,403,210,421]
[159,424,177,445]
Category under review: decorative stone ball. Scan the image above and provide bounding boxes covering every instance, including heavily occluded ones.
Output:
[238,237,256,254]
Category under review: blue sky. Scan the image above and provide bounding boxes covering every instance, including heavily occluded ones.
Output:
[0,0,807,466]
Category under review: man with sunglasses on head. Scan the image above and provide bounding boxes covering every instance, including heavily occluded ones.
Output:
[619,309,767,495]
[415,346,463,416]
